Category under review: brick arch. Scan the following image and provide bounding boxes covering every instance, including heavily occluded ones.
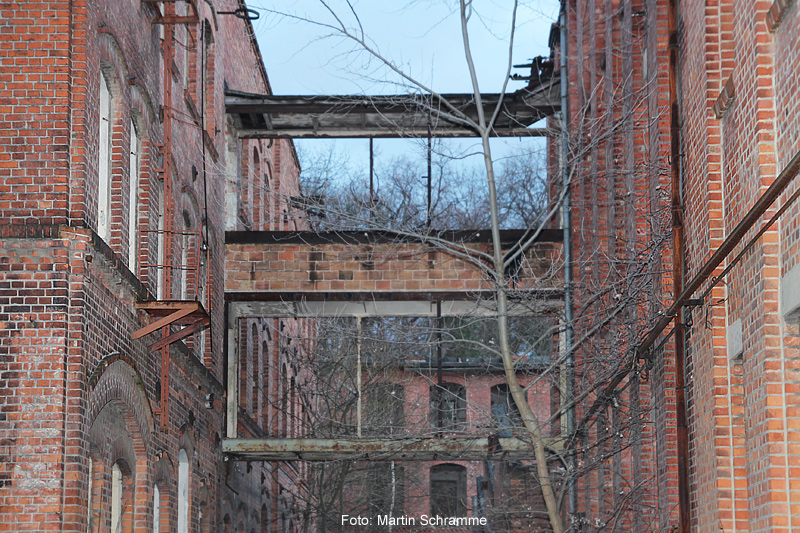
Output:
[129,83,156,138]
[97,31,130,99]
[152,454,173,487]
[86,359,155,456]
[178,422,196,459]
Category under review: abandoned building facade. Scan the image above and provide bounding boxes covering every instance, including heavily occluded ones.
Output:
[0,0,308,531]
[4,0,800,532]
[564,0,800,531]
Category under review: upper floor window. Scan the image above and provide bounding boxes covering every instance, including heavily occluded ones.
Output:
[202,21,215,136]
[128,120,140,273]
[97,73,112,241]
[431,382,466,431]
[366,383,404,436]
[491,384,523,437]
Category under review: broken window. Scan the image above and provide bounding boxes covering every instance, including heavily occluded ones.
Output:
[367,462,405,519]
[430,382,466,431]
[365,383,404,435]
[430,464,467,517]
[491,384,523,437]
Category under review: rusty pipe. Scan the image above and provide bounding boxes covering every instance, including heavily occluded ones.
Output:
[637,147,800,362]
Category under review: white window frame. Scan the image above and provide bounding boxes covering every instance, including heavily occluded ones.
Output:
[177,449,189,533]
[128,120,140,274]
[111,463,123,533]
[97,74,112,242]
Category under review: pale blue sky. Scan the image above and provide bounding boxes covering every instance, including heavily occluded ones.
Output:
[247,0,561,183]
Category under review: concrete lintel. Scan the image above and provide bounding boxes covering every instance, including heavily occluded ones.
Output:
[222,437,559,462]
[228,297,562,320]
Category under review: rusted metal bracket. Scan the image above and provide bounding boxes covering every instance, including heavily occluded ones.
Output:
[134,301,210,352]
[148,316,210,353]
[143,0,199,25]
[133,301,206,339]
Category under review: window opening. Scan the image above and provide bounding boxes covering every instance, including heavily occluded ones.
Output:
[129,120,140,274]
[491,384,523,437]
[98,73,112,241]
[111,463,123,533]
[178,449,189,533]
[430,464,467,517]
[431,383,466,431]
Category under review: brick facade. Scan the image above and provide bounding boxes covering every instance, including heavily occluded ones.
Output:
[567,0,800,531]
[0,1,303,531]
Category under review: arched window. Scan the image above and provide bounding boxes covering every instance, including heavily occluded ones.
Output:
[97,72,113,242]
[430,464,467,517]
[253,148,261,228]
[180,209,191,300]
[280,363,288,437]
[430,383,466,430]
[201,21,215,136]
[177,449,190,533]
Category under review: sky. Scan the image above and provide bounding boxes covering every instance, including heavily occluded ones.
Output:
[246,0,561,184]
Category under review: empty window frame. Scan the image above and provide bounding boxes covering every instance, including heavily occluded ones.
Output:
[430,464,467,517]
[430,382,466,431]
[491,384,523,437]
[365,383,404,436]
[367,462,405,518]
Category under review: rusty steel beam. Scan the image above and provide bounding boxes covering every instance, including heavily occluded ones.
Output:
[132,301,206,339]
[222,437,560,462]
[148,316,210,353]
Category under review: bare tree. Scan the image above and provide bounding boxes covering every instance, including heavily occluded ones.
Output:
[252,1,671,531]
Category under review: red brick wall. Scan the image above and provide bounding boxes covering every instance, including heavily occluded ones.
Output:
[0,0,303,531]
[226,241,560,295]
[565,0,676,530]
[678,0,800,531]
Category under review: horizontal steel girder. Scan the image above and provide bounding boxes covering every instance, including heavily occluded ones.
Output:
[222,437,560,462]
[227,294,563,322]
[225,79,560,139]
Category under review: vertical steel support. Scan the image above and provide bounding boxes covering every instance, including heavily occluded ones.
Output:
[668,0,690,530]
[356,317,362,437]
[559,1,577,520]
[158,5,177,432]
[227,314,239,438]
[426,125,433,229]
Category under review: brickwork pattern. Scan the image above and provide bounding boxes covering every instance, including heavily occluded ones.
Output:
[0,0,304,531]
